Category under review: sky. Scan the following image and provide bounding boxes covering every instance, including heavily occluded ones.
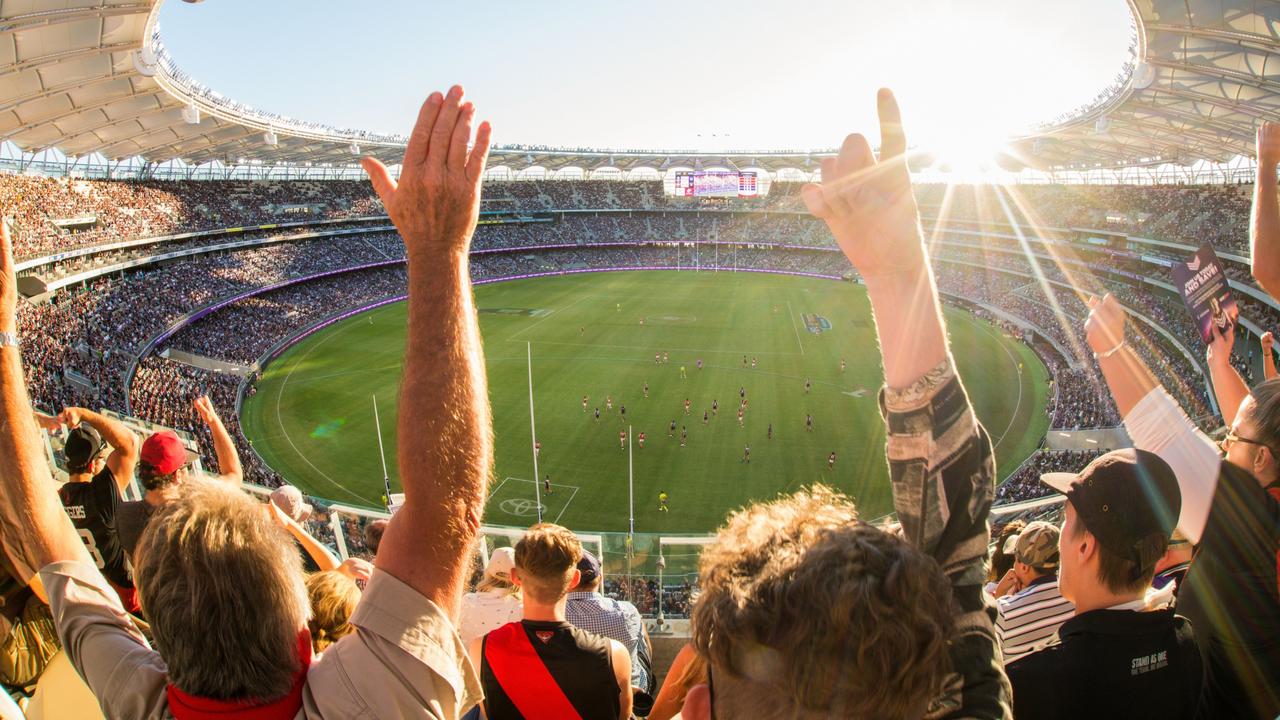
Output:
[157,1,1135,157]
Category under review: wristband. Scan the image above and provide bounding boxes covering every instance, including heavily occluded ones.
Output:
[1095,339,1125,359]
[0,332,17,348]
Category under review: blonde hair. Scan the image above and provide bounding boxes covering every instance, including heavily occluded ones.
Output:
[514,523,581,604]
[691,485,955,719]
[134,481,308,701]
[477,573,520,597]
[305,571,361,653]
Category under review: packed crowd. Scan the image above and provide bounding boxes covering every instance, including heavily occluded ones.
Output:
[0,89,1276,720]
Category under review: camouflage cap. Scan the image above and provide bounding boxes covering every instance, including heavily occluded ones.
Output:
[1013,521,1061,570]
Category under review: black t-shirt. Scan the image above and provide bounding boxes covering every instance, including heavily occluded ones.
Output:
[1176,462,1280,719]
[117,499,156,558]
[58,468,132,588]
[1006,608,1202,719]
[480,620,619,720]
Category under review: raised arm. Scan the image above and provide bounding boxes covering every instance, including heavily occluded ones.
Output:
[0,222,92,580]
[1205,323,1250,427]
[1252,122,1280,296]
[802,89,1009,719]
[360,86,493,617]
[58,407,138,491]
[1084,294,1220,543]
[1263,332,1276,380]
[192,396,242,485]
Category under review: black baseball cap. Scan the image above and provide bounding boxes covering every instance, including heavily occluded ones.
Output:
[64,425,104,472]
[1041,449,1181,575]
[577,549,602,586]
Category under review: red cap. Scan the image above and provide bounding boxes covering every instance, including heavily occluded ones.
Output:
[141,431,188,475]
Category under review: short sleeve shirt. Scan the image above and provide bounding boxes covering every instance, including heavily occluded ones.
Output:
[57,469,131,589]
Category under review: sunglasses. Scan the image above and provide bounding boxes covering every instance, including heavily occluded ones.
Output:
[1219,431,1275,456]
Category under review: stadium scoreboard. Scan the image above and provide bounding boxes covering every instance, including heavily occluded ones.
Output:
[673,170,758,198]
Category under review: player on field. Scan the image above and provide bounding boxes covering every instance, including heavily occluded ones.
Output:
[741,445,750,464]
[679,366,686,379]
[703,410,709,425]
[638,432,645,449]
[663,351,669,363]
[680,426,688,447]
[654,352,661,364]
[620,405,626,421]
[582,395,588,412]
[619,430,627,450]
[806,414,813,432]
[804,378,811,394]
[739,386,746,400]
[768,422,773,440]
[534,441,541,459]
[696,358,703,370]
[737,408,745,428]
[595,407,601,422]
[669,419,676,437]
[658,491,669,512]
[617,303,621,312]
[828,451,836,470]
[840,357,846,373]
[684,398,691,415]
[742,355,748,368]
[751,357,757,369]
[643,382,649,398]
[544,475,553,496]
[606,395,613,412]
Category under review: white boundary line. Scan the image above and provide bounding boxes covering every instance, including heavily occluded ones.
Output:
[972,319,1024,450]
[786,300,805,355]
[273,322,371,504]
[505,293,592,342]
[490,477,582,523]
[503,338,802,356]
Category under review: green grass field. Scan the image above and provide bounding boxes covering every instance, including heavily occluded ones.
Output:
[242,271,1049,538]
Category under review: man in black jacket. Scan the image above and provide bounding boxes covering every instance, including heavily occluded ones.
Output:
[1007,450,1202,718]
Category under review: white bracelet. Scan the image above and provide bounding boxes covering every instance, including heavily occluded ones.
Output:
[1095,339,1126,359]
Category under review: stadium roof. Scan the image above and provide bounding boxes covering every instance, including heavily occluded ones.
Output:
[0,0,1276,173]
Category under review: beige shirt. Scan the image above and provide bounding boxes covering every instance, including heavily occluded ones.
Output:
[40,560,482,719]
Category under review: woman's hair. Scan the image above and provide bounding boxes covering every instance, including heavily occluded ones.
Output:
[305,571,362,653]
[476,572,521,598]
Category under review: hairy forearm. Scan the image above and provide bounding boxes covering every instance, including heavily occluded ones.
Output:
[862,258,949,389]
[1253,160,1280,295]
[1207,357,1250,426]
[0,347,90,579]
[381,249,492,615]
[1096,345,1160,418]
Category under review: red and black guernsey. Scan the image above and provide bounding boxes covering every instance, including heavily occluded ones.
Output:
[480,620,620,720]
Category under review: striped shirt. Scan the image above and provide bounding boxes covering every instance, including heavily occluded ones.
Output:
[995,576,1074,664]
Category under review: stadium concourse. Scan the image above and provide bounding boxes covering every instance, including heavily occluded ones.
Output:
[0,0,1279,717]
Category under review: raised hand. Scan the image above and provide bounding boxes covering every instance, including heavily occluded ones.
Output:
[1262,331,1274,352]
[57,407,84,429]
[337,557,374,583]
[1259,121,1280,165]
[33,413,61,433]
[801,89,923,279]
[1206,321,1235,366]
[360,86,492,260]
[1085,294,1127,355]
[193,395,220,427]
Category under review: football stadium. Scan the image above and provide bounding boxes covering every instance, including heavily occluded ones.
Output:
[0,0,1278,718]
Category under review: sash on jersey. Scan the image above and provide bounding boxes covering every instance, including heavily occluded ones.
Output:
[165,630,312,720]
[484,622,583,720]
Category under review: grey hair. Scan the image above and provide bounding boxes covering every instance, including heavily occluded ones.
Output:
[133,480,308,701]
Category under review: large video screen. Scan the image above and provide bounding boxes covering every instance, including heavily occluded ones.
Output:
[674,171,758,198]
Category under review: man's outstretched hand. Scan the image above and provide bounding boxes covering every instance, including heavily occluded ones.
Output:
[1085,294,1126,355]
[801,89,924,279]
[360,86,492,260]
